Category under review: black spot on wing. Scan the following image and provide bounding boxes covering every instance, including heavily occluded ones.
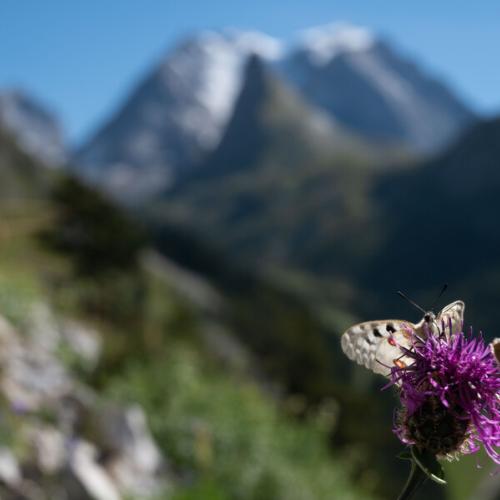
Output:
[373,328,382,338]
[386,324,396,333]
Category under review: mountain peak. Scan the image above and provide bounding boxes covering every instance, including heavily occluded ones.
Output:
[220,29,284,60]
[182,53,371,183]
[172,29,284,62]
[0,89,66,167]
[76,29,284,200]
[297,23,376,65]
[159,29,284,131]
[284,24,474,152]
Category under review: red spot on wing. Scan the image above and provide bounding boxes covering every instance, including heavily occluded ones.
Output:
[388,336,397,346]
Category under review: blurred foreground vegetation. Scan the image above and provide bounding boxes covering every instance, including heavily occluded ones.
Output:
[0,172,371,498]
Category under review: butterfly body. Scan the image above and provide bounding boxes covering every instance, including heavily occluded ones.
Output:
[341,301,465,377]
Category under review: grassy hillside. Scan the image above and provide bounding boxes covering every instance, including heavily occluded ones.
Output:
[149,116,500,339]
[0,127,57,201]
[0,135,377,498]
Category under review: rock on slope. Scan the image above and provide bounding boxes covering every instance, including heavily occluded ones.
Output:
[0,304,166,500]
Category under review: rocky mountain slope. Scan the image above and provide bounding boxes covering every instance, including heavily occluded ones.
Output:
[0,126,57,201]
[179,54,378,182]
[0,90,66,167]
[281,23,474,153]
[0,305,165,500]
[75,30,283,199]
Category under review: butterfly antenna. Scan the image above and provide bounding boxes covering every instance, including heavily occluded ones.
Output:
[430,283,448,311]
[397,290,426,314]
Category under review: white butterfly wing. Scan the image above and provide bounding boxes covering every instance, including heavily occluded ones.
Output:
[341,300,465,377]
[437,300,465,336]
[491,338,500,365]
[341,319,414,376]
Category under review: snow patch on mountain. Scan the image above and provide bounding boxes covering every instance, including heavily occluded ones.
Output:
[160,30,283,150]
[298,23,375,65]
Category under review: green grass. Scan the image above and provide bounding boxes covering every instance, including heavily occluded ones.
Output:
[107,342,372,500]
[0,203,60,324]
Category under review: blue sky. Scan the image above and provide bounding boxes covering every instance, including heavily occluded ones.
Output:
[1,1,499,144]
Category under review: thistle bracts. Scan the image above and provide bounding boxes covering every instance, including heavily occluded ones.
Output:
[390,321,500,463]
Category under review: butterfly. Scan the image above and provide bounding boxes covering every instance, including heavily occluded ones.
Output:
[341,301,465,377]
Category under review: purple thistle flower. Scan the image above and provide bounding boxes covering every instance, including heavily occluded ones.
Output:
[389,320,500,464]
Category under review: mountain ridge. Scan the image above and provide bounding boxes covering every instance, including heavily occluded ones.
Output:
[281,27,474,152]
[74,23,476,200]
[0,89,66,168]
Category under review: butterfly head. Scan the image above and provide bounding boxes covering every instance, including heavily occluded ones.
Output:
[421,309,445,337]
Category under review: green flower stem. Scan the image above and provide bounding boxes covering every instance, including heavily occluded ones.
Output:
[397,458,428,500]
